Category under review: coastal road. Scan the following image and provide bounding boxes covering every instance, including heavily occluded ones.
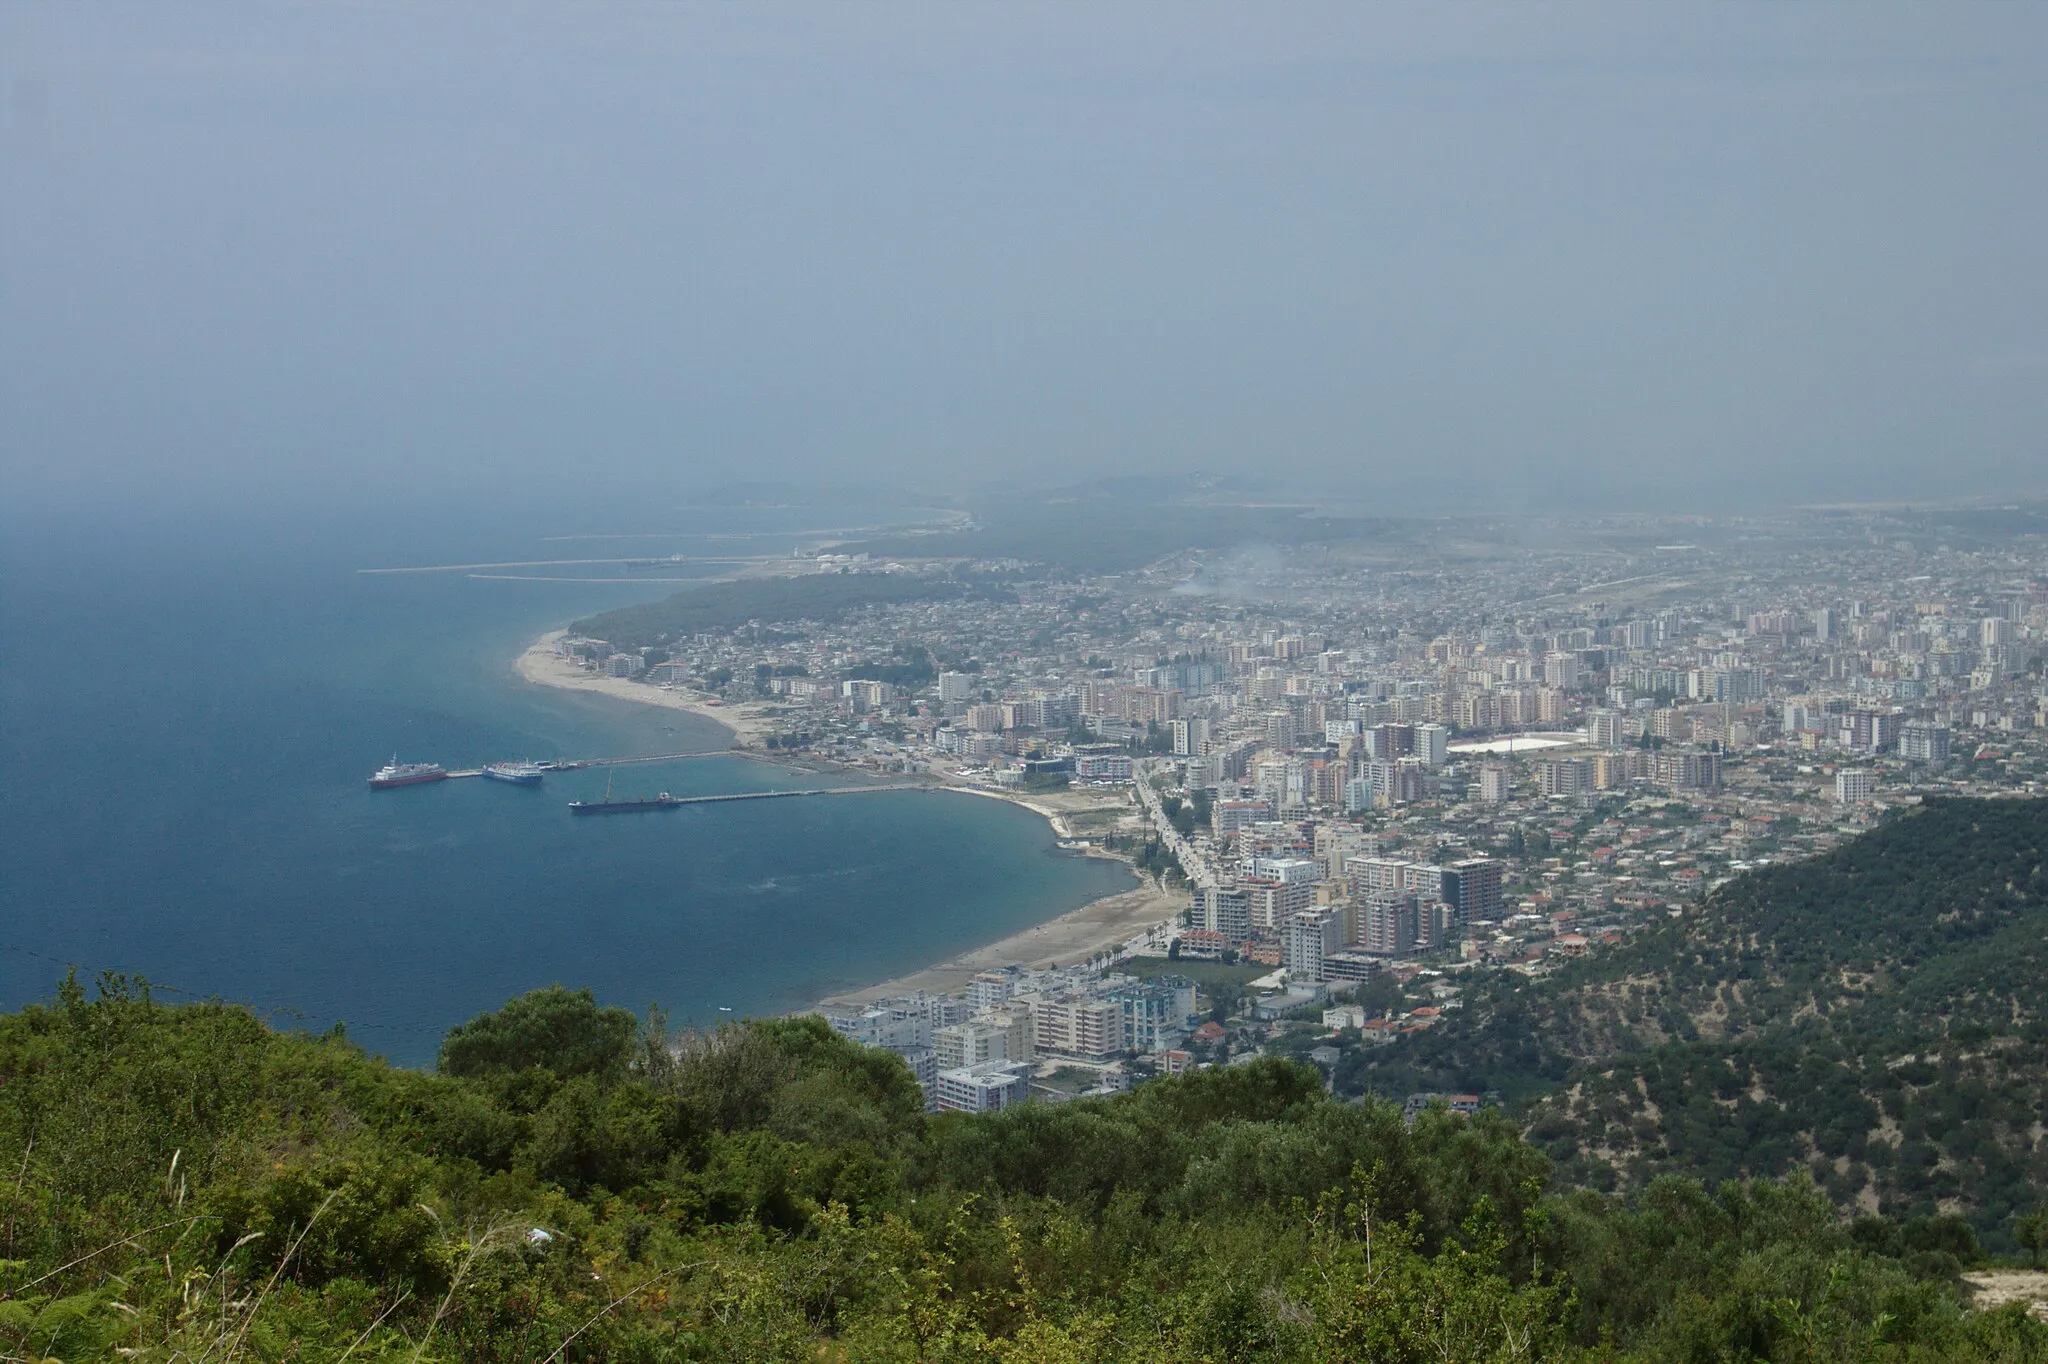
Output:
[1133,763,1218,889]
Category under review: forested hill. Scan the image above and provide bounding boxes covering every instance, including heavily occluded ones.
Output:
[1359,796,2048,1234]
[5,979,2044,1359]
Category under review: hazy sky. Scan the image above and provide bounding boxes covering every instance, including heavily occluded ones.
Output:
[4,3,2045,518]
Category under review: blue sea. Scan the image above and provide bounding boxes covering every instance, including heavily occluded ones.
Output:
[0,506,1131,1065]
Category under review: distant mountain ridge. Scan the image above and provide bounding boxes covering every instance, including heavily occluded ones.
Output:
[685,480,949,509]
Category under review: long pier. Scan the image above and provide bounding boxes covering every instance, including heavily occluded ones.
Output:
[656,785,918,806]
[580,751,816,769]
[443,750,804,779]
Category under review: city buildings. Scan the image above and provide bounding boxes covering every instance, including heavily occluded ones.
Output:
[571,501,2044,1103]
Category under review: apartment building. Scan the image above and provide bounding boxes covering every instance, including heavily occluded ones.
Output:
[1028,993,1127,1061]
[1106,977,1198,1053]
[1194,886,1253,941]
[1361,890,1420,957]
[935,1061,1032,1113]
[932,1019,1012,1070]
[1282,908,1344,983]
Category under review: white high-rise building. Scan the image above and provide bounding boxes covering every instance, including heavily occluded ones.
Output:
[1361,891,1419,957]
[1479,765,1513,803]
[1535,758,1590,797]
[967,968,1018,1013]
[938,671,976,703]
[1246,878,1314,933]
[898,1048,938,1110]
[1899,723,1951,764]
[932,1020,1011,1070]
[1833,768,1875,804]
[1282,908,1343,983]
[1028,994,1126,1061]
[1586,710,1628,749]
[1195,886,1252,941]
[1248,857,1321,885]
[1415,723,1450,768]
[935,1061,1032,1113]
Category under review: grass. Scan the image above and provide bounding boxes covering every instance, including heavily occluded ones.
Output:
[1034,1066,1107,1096]
[1133,961,1269,998]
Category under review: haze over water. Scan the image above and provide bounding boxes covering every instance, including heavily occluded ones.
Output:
[0,508,1132,1065]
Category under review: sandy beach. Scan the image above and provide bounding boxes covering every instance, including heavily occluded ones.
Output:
[934,779,1126,841]
[515,630,784,745]
[515,628,1185,1005]
[812,879,1186,1006]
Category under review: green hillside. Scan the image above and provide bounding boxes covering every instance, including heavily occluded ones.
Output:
[2,975,2043,1360]
[1354,797,2048,1238]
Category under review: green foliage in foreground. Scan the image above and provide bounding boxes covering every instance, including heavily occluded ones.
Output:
[1,976,2043,1361]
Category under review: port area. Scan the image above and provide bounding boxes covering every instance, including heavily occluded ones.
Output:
[430,752,926,805]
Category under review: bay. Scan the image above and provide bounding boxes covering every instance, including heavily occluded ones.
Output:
[0,507,1132,1064]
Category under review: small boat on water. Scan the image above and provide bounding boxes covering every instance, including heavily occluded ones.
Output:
[483,761,546,785]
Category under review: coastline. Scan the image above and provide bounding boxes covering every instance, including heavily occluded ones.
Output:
[936,780,1093,839]
[513,628,1186,1008]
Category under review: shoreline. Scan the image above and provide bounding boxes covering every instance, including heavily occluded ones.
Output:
[512,628,1185,1008]
[811,878,1185,1007]
[515,630,782,746]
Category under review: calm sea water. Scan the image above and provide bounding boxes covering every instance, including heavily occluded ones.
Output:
[0,508,1131,1064]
